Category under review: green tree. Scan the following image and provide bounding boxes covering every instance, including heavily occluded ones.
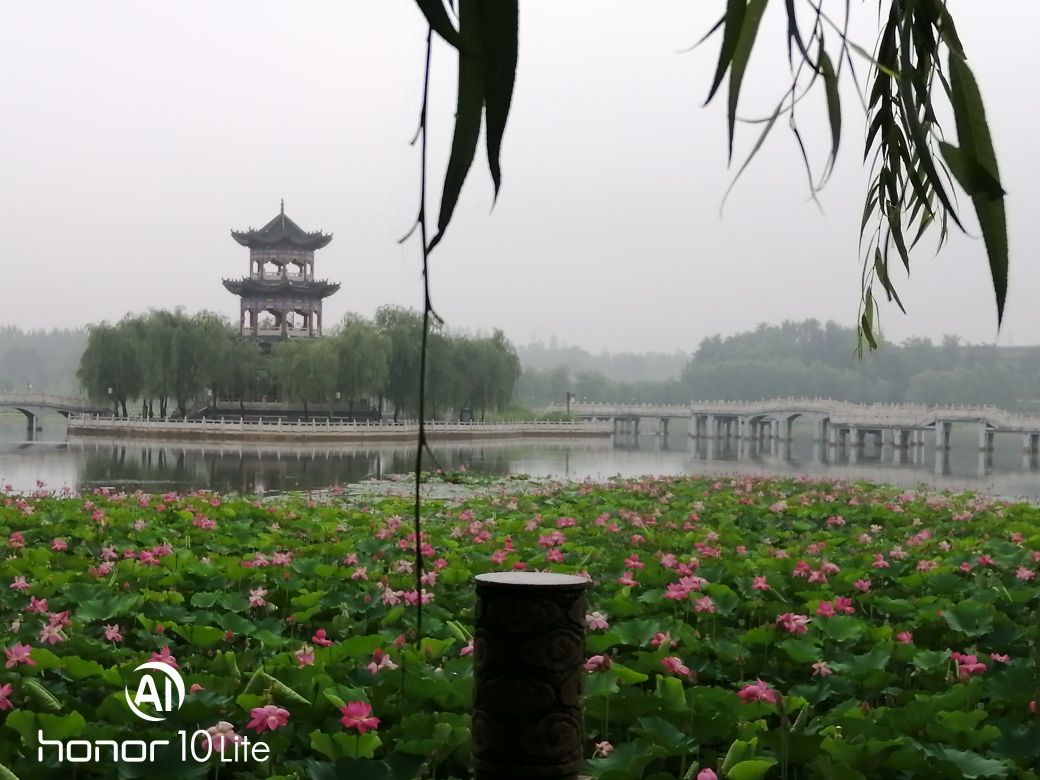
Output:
[332,316,391,413]
[272,339,339,419]
[374,306,423,421]
[77,322,142,416]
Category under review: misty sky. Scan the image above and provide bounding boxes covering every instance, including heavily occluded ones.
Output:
[2,2,1037,355]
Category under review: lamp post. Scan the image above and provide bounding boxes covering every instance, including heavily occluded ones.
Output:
[107,387,115,417]
[565,391,575,416]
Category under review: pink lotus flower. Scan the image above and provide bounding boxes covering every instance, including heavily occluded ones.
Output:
[459,639,474,656]
[295,645,315,667]
[103,624,123,642]
[247,704,290,733]
[853,579,872,592]
[990,652,1010,664]
[896,631,914,644]
[312,628,333,647]
[776,613,811,635]
[661,656,692,678]
[9,576,29,592]
[737,679,779,704]
[751,576,770,591]
[339,700,380,734]
[51,538,68,552]
[8,532,25,549]
[151,646,178,668]
[694,596,716,614]
[198,721,241,754]
[697,770,718,780]
[593,740,614,758]
[366,648,398,674]
[1016,567,1035,581]
[27,597,48,614]
[38,624,64,645]
[0,683,12,711]
[4,644,34,669]
[190,683,205,693]
[816,602,836,618]
[617,571,638,587]
[951,652,987,681]
[583,655,612,672]
[650,631,675,648]
[585,612,609,631]
[812,661,832,677]
[833,596,855,615]
[248,587,267,608]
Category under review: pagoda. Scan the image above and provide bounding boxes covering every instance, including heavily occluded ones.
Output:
[223,202,339,339]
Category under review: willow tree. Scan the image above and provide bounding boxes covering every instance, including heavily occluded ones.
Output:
[403,0,1008,634]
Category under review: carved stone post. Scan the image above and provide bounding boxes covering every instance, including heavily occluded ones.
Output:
[472,572,589,780]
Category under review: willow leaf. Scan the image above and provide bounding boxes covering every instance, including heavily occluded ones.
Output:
[706,0,747,104]
[413,0,461,48]
[874,247,906,313]
[430,0,483,251]
[478,0,518,197]
[949,54,1007,323]
[819,51,841,166]
[938,142,1003,201]
[727,0,769,159]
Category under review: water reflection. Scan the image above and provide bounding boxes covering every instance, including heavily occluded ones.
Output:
[0,417,1038,499]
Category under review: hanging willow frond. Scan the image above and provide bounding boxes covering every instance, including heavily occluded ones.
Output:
[703,0,1008,354]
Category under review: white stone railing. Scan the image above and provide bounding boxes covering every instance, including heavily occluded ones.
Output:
[0,393,108,413]
[554,397,1040,433]
[66,414,612,438]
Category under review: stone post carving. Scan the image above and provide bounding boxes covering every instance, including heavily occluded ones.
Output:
[472,572,589,779]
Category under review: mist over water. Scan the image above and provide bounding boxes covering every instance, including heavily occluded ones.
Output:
[1,416,1038,499]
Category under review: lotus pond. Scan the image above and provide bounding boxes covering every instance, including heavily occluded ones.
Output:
[1,475,1040,779]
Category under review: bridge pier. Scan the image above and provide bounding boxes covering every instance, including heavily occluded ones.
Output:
[935,421,952,450]
[705,414,716,439]
[1022,433,1039,455]
[827,424,839,449]
[659,417,669,437]
[815,418,828,443]
[978,423,995,452]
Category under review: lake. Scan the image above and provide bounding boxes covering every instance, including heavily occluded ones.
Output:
[2,414,1039,498]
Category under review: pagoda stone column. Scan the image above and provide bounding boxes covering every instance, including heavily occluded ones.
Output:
[473,572,588,780]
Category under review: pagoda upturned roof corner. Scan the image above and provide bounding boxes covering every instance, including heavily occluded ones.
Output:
[231,209,332,250]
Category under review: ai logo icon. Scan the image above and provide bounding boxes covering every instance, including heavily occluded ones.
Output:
[124,661,185,722]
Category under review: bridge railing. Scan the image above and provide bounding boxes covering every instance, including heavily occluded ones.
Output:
[0,392,109,413]
[66,414,613,436]
[552,397,1040,432]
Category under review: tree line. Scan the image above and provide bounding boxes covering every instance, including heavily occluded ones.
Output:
[521,320,1040,412]
[76,306,521,420]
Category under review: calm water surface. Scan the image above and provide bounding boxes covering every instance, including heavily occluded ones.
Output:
[1,415,1039,498]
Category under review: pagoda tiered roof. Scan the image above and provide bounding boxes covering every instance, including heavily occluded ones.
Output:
[222,278,341,299]
[231,205,332,250]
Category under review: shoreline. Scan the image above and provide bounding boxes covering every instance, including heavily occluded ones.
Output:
[66,417,612,444]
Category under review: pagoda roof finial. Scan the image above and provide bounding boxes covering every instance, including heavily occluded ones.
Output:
[231,205,333,249]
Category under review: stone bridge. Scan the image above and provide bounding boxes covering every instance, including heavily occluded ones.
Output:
[554,398,1040,454]
[0,393,112,440]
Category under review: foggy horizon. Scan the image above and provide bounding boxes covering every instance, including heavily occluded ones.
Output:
[2,2,1038,354]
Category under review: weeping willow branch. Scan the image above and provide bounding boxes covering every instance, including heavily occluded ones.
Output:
[704,0,1007,355]
[411,27,435,644]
